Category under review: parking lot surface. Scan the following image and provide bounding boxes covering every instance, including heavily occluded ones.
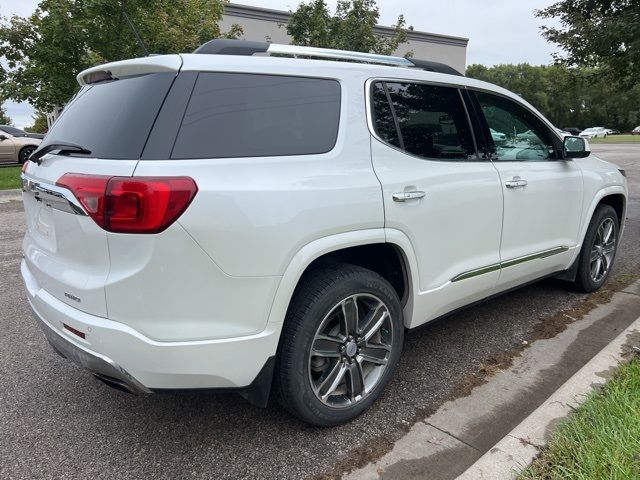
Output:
[1,144,639,480]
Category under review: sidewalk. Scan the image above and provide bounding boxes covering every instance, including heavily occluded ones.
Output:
[0,189,22,203]
[345,281,640,480]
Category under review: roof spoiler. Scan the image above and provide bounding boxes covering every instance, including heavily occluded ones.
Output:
[77,55,183,85]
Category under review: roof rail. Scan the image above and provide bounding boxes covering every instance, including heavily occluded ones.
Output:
[193,39,462,76]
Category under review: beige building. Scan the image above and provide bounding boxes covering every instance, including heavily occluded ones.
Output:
[219,3,468,73]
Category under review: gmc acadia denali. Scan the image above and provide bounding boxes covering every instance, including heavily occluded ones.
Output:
[21,40,627,426]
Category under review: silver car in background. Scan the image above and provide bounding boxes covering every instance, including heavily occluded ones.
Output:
[580,127,607,139]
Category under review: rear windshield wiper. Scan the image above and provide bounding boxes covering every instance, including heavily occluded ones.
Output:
[30,142,92,164]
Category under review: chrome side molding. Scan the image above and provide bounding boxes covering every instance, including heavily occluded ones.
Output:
[451,246,570,282]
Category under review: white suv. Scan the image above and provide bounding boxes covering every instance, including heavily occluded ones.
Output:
[21,40,627,426]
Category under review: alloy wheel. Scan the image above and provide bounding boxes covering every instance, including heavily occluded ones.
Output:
[308,294,394,408]
[20,147,36,163]
[589,217,616,283]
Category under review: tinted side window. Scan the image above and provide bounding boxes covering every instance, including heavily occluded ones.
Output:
[474,91,556,161]
[171,73,341,159]
[372,82,476,160]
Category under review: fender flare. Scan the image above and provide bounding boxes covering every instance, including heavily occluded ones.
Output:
[265,229,387,329]
[569,185,627,267]
[265,227,422,331]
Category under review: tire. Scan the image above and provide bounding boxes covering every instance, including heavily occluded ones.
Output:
[275,264,404,426]
[19,145,37,164]
[574,205,619,292]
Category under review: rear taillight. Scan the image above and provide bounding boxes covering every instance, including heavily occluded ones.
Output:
[56,174,198,234]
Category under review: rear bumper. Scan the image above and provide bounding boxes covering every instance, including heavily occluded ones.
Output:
[22,260,281,392]
[32,306,151,394]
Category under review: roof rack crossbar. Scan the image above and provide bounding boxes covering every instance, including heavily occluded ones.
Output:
[193,39,462,76]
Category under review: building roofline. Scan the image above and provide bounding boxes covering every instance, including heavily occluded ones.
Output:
[224,3,469,47]
[225,3,291,23]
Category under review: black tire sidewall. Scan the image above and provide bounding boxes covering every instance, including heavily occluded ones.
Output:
[277,265,404,426]
[576,205,619,292]
[19,146,35,164]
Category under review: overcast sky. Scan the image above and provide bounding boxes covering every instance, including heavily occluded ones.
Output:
[1,0,561,128]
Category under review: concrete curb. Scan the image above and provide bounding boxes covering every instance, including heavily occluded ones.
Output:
[0,189,22,203]
[457,314,640,479]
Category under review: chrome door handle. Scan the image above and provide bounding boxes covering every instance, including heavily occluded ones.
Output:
[392,191,426,202]
[505,177,528,189]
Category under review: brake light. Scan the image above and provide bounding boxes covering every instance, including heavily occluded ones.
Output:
[56,174,198,234]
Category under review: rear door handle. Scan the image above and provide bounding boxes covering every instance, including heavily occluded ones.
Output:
[505,176,528,189]
[392,191,426,202]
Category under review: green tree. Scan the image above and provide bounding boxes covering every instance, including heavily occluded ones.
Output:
[0,0,242,112]
[536,0,640,84]
[466,63,640,132]
[287,0,411,56]
[24,112,49,133]
[0,102,12,125]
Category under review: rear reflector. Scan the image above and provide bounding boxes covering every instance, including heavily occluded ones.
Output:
[63,323,86,339]
[56,174,198,234]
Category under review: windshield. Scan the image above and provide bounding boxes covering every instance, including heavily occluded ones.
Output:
[39,72,175,159]
[0,126,26,136]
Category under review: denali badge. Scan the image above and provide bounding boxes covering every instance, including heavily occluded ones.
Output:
[64,292,81,303]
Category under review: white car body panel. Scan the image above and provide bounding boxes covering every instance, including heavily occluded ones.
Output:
[20,52,628,394]
[369,137,504,324]
[23,261,280,389]
[22,158,139,317]
[491,160,583,290]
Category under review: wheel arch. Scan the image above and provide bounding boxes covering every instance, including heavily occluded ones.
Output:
[563,187,627,281]
[266,229,418,331]
[598,193,625,228]
[580,187,626,244]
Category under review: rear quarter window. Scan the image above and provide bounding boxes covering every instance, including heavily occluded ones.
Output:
[171,73,341,159]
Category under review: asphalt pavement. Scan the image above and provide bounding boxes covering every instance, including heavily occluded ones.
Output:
[1,144,639,480]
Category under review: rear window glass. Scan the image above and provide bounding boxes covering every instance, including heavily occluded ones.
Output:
[40,72,175,159]
[171,73,341,159]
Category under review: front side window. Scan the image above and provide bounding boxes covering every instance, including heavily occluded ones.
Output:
[474,91,556,161]
[171,73,341,159]
[371,81,476,160]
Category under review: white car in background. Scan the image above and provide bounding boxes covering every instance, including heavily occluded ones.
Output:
[580,127,607,139]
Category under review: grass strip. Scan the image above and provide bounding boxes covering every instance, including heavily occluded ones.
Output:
[520,357,640,479]
[0,166,22,190]
[589,135,640,144]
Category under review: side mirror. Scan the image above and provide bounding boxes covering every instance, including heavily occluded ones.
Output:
[563,136,590,159]
[0,134,7,141]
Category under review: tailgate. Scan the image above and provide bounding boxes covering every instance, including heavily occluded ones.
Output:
[22,158,138,317]
[21,55,181,317]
